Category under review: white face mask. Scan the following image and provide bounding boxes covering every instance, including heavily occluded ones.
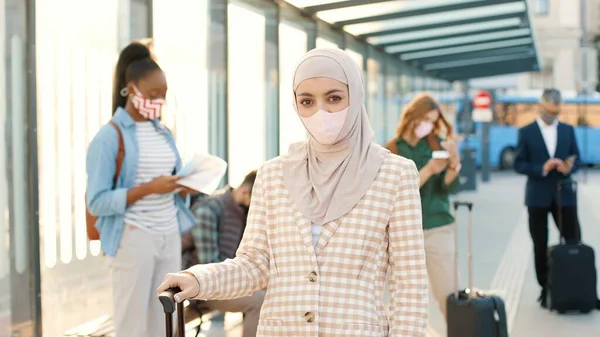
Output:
[300,106,349,145]
[414,121,434,139]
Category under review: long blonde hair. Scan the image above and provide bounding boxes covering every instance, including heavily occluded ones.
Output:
[395,93,453,151]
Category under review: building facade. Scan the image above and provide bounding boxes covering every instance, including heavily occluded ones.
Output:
[472,0,600,94]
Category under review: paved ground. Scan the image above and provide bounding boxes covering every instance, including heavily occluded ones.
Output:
[198,170,600,337]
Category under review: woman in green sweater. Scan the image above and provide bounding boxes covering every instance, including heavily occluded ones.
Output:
[386,93,461,319]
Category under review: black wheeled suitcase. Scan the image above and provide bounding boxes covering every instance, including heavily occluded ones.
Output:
[447,201,509,337]
[546,180,597,313]
[159,287,186,337]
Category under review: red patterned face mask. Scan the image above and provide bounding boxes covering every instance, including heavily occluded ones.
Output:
[131,85,165,120]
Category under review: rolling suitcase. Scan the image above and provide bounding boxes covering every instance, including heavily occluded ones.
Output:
[546,180,597,313]
[159,287,186,337]
[447,201,509,337]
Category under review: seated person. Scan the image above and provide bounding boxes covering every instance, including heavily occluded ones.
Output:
[182,170,264,337]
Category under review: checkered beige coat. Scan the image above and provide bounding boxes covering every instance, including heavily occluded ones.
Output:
[186,153,428,336]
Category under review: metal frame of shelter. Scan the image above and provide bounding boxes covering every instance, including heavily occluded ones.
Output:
[285,0,540,82]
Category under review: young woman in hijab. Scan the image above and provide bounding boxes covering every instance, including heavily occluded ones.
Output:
[158,48,428,336]
[386,93,460,319]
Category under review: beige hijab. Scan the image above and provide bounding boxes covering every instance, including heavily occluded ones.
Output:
[282,48,389,225]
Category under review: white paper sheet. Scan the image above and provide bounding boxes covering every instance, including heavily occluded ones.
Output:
[177,153,228,195]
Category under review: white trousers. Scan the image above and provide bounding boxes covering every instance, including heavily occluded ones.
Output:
[109,225,181,337]
[423,224,456,318]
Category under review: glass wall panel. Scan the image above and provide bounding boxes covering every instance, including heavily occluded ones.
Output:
[386,62,400,140]
[344,36,366,80]
[345,48,364,73]
[411,75,422,96]
[118,0,151,49]
[130,0,151,41]
[399,73,410,108]
[153,0,210,162]
[227,2,266,186]
[36,0,119,335]
[0,0,10,333]
[423,77,432,92]
[431,79,439,95]
[279,21,307,154]
[438,80,458,132]
[317,21,343,49]
[366,58,378,115]
[316,37,338,49]
[367,56,386,144]
[264,3,279,160]
[206,0,228,168]
[1,0,32,333]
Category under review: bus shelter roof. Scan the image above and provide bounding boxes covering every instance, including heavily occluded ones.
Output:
[286,0,540,81]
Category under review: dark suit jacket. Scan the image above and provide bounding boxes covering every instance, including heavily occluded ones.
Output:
[514,121,580,207]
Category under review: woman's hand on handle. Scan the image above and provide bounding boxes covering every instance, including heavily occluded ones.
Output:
[157,272,201,303]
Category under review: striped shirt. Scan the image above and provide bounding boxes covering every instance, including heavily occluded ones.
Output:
[124,121,178,232]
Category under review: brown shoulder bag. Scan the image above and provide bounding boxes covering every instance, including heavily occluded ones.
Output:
[85,121,125,240]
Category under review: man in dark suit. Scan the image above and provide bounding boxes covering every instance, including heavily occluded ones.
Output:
[514,88,582,308]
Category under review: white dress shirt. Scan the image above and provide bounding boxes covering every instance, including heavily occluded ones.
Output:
[536,117,558,157]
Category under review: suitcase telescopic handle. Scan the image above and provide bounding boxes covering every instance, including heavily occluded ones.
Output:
[159,287,180,313]
[453,201,474,300]
[453,201,473,211]
[158,287,185,337]
[557,179,580,244]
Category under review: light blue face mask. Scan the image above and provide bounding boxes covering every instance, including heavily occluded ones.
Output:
[539,89,561,124]
[541,111,558,124]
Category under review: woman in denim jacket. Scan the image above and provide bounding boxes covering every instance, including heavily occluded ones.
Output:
[86,42,196,336]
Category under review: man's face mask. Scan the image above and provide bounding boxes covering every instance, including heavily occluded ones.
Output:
[540,102,560,124]
[540,90,561,124]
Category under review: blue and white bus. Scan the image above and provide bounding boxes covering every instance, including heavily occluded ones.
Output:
[456,95,600,169]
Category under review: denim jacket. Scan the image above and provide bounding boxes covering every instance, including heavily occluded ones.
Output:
[86,107,195,257]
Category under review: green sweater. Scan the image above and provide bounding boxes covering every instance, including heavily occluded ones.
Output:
[395,137,459,230]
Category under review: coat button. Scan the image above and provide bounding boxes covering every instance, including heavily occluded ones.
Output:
[308,271,317,282]
[304,311,315,323]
